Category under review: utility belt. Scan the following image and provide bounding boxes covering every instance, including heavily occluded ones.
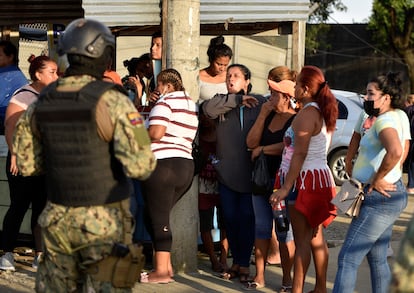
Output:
[84,199,145,288]
[86,242,145,288]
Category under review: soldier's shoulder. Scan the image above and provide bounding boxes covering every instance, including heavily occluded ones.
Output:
[102,87,131,106]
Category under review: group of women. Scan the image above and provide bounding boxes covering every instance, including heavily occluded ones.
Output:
[136,31,409,292]
[1,34,409,293]
[197,36,409,293]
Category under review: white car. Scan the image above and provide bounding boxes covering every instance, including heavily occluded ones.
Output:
[329,90,364,185]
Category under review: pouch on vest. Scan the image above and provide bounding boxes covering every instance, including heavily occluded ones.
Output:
[87,243,145,288]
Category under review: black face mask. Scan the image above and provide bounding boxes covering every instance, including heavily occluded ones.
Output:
[363,100,380,117]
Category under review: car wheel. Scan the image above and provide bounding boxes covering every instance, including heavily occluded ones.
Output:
[328,149,349,186]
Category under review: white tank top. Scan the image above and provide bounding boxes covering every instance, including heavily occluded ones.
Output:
[199,80,227,102]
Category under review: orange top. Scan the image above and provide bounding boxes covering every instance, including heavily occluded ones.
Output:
[103,70,122,85]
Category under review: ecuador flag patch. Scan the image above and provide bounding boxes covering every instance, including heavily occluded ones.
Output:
[127,112,143,126]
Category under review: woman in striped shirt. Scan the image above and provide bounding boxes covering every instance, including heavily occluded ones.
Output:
[140,68,198,284]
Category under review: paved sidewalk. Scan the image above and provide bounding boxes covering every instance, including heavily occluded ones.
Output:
[2,194,413,292]
[132,240,402,293]
[133,192,414,293]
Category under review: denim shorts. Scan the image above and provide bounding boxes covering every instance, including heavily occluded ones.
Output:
[252,194,294,243]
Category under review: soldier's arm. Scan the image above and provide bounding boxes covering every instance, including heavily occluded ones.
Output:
[101,90,156,180]
[12,103,44,176]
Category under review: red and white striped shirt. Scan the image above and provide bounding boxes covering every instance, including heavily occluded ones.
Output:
[148,91,198,159]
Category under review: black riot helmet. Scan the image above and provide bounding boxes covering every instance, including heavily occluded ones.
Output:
[58,18,115,79]
[58,18,115,58]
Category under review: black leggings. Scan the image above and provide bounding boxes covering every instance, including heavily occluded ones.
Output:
[2,152,47,251]
[141,158,194,251]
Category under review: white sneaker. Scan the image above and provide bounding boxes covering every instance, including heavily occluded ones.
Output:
[0,252,15,271]
[32,253,42,269]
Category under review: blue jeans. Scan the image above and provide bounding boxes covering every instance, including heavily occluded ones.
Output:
[333,179,407,293]
[406,142,414,188]
[252,194,293,242]
[219,184,255,267]
[130,179,151,242]
[252,194,273,239]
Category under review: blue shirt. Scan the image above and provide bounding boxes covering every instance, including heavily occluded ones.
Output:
[0,65,28,118]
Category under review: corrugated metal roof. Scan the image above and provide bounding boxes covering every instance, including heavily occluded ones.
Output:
[0,0,83,26]
[0,1,310,29]
[83,0,310,27]
[83,0,161,26]
[200,0,310,23]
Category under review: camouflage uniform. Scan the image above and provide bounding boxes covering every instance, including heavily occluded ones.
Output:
[13,75,156,293]
[389,215,414,293]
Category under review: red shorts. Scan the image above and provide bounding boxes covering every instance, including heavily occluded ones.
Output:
[275,168,337,228]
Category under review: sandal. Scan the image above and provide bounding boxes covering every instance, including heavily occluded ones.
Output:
[243,281,265,290]
[278,285,292,293]
[238,267,253,283]
[220,269,239,280]
[139,272,175,284]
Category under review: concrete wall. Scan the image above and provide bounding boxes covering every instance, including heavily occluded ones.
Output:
[116,35,288,96]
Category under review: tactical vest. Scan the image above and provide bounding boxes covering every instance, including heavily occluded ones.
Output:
[35,80,131,207]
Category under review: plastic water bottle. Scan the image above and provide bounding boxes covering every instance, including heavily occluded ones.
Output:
[210,154,220,165]
[272,199,289,232]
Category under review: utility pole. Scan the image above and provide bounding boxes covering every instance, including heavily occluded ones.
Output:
[163,0,200,273]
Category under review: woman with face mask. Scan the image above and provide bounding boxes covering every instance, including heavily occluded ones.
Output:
[140,68,198,284]
[333,72,411,293]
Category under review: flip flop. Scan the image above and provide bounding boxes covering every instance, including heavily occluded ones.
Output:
[243,281,265,290]
[278,285,292,292]
[139,272,175,284]
[266,261,281,266]
[239,270,253,283]
[219,269,239,280]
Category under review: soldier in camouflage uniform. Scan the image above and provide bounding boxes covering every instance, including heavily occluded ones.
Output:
[12,18,156,293]
[389,215,414,293]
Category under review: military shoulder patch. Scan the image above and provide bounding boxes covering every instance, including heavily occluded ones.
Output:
[127,112,144,126]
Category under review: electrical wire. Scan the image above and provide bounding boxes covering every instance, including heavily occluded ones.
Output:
[307,14,406,65]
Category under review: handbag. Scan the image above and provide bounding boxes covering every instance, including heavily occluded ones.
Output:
[331,178,365,217]
[192,140,205,176]
[251,150,273,195]
[192,126,208,176]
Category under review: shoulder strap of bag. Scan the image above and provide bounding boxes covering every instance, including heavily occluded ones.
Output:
[14,88,39,97]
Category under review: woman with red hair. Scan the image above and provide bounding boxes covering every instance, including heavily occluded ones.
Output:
[270,65,338,293]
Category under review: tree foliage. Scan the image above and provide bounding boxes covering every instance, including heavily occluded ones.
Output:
[306,0,414,92]
[306,1,346,52]
[368,0,414,92]
[308,0,346,23]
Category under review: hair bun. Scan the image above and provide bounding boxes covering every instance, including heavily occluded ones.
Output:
[210,35,225,47]
[27,54,36,63]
